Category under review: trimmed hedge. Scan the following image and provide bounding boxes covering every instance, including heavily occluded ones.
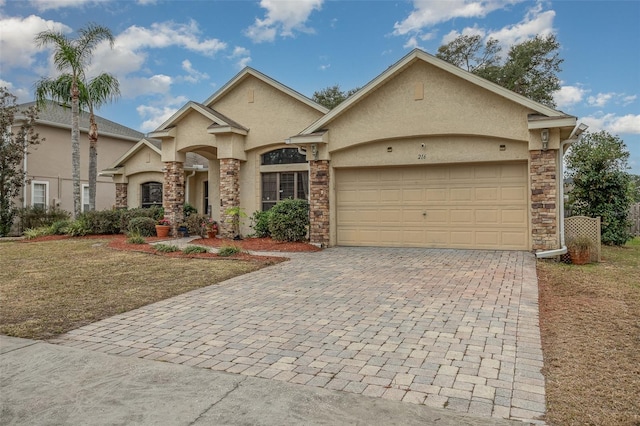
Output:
[268,199,309,242]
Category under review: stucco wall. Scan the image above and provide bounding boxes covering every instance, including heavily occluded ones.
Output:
[125,172,164,209]
[324,61,534,154]
[24,124,136,212]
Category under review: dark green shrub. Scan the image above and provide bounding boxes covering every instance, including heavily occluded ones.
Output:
[250,210,272,238]
[78,210,122,234]
[183,245,208,254]
[154,243,179,253]
[217,245,241,257]
[49,219,70,235]
[66,219,90,236]
[183,203,197,217]
[128,216,156,237]
[120,206,163,231]
[18,206,70,231]
[268,199,309,242]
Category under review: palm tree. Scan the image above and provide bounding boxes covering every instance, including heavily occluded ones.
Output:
[35,73,120,211]
[34,23,114,218]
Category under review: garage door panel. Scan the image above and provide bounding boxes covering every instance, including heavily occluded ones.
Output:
[336,162,528,250]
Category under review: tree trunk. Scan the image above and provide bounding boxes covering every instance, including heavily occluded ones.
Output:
[71,81,81,219]
[88,113,98,212]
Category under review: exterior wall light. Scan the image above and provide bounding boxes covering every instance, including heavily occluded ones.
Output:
[541,128,549,151]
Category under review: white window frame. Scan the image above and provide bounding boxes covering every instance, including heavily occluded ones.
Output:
[82,184,89,212]
[31,180,49,210]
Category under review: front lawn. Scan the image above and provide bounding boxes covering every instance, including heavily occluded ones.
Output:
[538,238,640,426]
[0,237,272,339]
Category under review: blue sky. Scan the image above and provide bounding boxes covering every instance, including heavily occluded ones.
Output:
[1,0,639,174]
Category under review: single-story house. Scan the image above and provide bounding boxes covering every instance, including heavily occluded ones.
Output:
[109,49,583,252]
[15,100,143,213]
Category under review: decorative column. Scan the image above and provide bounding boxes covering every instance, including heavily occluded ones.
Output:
[530,150,558,251]
[219,158,240,238]
[162,161,184,236]
[309,160,330,247]
[115,183,127,209]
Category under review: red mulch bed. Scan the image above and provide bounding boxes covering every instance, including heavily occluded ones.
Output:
[20,234,318,263]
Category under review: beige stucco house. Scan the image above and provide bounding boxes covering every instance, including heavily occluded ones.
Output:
[16,100,143,213]
[111,49,583,253]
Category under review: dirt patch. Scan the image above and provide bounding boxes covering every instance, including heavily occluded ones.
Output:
[537,240,640,426]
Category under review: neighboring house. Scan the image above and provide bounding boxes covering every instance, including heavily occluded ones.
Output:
[15,100,143,213]
[102,138,209,212]
[110,49,582,252]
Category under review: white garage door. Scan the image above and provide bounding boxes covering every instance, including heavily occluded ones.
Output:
[336,162,529,250]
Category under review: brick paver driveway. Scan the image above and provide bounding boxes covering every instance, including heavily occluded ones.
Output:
[52,247,546,423]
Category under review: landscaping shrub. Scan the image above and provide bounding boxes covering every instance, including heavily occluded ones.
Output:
[78,210,122,234]
[250,210,272,238]
[23,227,51,240]
[183,203,197,217]
[183,245,208,254]
[217,245,241,257]
[154,243,179,253]
[126,232,146,244]
[185,214,209,238]
[49,219,70,235]
[120,206,163,232]
[268,199,309,242]
[128,217,156,237]
[18,206,70,232]
[65,219,90,236]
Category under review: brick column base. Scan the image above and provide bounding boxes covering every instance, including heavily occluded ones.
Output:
[115,183,127,209]
[162,161,184,236]
[309,160,330,247]
[530,150,558,251]
[219,158,240,238]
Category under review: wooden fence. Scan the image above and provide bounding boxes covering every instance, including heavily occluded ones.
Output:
[630,203,640,236]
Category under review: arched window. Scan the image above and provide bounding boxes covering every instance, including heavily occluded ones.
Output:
[141,182,162,208]
[260,148,308,211]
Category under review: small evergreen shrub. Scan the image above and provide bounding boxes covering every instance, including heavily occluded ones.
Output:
[79,210,122,234]
[217,245,241,257]
[268,199,309,242]
[154,243,179,253]
[18,206,70,231]
[183,245,208,254]
[126,232,146,244]
[49,219,71,235]
[250,210,272,238]
[128,217,156,237]
[65,219,90,236]
[120,206,163,231]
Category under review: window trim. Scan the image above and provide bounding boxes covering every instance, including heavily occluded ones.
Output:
[31,180,49,209]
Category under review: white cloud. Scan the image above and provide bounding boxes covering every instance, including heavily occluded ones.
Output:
[245,0,323,43]
[136,95,188,132]
[0,79,31,103]
[622,95,637,106]
[394,0,524,36]
[554,85,588,108]
[587,92,615,107]
[582,113,640,135]
[441,26,486,45]
[228,46,252,70]
[120,74,173,98]
[486,3,555,47]
[0,15,71,71]
[180,59,209,83]
[29,0,94,11]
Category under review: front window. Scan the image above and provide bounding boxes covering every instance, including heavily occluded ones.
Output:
[141,182,162,208]
[32,181,48,210]
[260,148,309,211]
[82,184,89,212]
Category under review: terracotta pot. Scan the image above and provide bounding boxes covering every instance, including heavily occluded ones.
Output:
[207,230,217,239]
[569,248,590,265]
[155,225,170,238]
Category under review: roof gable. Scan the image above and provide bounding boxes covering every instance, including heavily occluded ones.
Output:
[300,49,572,135]
[203,67,328,114]
[105,137,161,170]
[152,101,248,133]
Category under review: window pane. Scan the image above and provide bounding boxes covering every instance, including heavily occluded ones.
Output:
[262,173,277,202]
[261,148,307,165]
[141,182,162,208]
[297,172,309,199]
[280,172,294,199]
[33,183,46,209]
[83,186,89,212]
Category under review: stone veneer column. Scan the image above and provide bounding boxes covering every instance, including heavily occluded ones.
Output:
[530,149,558,251]
[219,158,240,238]
[309,160,330,247]
[162,161,184,236]
[115,183,127,209]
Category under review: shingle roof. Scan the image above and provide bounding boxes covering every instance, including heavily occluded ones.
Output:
[18,100,144,141]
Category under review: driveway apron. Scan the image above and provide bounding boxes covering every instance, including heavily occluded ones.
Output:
[51,247,546,423]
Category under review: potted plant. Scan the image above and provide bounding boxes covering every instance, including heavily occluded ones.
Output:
[567,235,593,265]
[206,218,218,239]
[155,218,171,238]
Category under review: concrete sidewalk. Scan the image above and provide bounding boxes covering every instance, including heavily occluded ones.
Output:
[1,335,523,425]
